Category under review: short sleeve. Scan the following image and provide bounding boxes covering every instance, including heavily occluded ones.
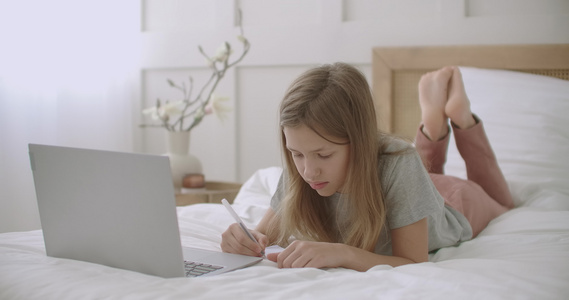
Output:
[380,143,444,230]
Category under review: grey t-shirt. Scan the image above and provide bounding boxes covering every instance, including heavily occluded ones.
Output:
[270,138,473,255]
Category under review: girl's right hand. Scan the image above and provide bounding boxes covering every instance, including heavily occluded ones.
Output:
[220,223,268,257]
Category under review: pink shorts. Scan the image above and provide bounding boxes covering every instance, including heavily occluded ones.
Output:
[415,118,513,237]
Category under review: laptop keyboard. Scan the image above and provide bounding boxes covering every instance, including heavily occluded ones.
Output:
[184,261,224,277]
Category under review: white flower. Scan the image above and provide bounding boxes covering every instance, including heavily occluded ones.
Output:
[140,11,249,132]
[237,35,247,43]
[143,101,185,120]
[211,43,233,63]
[142,106,161,120]
[161,101,185,116]
[205,94,231,121]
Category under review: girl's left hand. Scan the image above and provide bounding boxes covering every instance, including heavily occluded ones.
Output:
[266,240,346,269]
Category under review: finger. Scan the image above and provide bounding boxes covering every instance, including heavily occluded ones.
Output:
[304,257,323,269]
[221,228,245,254]
[275,244,293,268]
[289,252,311,269]
[229,234,261,256]
[279,244,306,268]
[251,231,269,249]
[231,224,264,254]
[239,230,265,255]
[222,224,262,256]
[267,252,279,262]
[255,233,269,250]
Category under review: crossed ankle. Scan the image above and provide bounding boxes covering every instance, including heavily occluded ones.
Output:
[421,124,450,141]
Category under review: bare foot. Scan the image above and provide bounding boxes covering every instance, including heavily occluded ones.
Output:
[445,67,476,129]
[418,67,453,140]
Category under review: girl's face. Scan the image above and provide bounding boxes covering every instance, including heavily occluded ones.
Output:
[284,125,350,197]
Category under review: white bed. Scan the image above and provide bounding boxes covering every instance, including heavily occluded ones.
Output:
[2,45,569,299]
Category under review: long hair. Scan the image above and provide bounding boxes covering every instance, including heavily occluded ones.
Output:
[267,62,387,252]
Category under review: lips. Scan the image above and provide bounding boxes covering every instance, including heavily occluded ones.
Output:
[309,181,328,190]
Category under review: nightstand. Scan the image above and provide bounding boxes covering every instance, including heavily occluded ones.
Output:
[175,181,242,206]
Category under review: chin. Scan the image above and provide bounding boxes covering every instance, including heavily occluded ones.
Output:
[316,189,336,197]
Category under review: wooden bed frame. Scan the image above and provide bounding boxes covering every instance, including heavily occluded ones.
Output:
[372,44,569,139]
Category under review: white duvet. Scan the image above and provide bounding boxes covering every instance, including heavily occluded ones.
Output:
[1,166,569,300]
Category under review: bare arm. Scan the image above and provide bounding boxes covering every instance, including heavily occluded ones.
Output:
[340,217,429,271]
[270,218,429,271]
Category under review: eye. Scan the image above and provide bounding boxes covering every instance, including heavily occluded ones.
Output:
[290,151,303,158]
[318,153,332,159]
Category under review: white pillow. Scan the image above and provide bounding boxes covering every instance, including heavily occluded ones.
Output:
[233,166,282,208]
[445,67,569,209]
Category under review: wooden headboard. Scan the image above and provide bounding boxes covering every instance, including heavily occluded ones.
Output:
[372,44,569,140]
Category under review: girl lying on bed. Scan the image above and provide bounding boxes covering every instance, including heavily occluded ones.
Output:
[221,63,515,271]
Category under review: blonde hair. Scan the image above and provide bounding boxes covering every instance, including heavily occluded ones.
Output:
[267,62,387,252]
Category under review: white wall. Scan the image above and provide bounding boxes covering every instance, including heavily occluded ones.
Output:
[138,0,569,183]
[0,1,140,233]
[1,0,568,233]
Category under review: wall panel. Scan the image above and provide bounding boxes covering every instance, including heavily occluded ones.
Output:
[466,0,569,17]
[343,0,439,22]
[238,0,322,26]
[236,66,303,180]
[139,0,569,184]
[142,0,217,31]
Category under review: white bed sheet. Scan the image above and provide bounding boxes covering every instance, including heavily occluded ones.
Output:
[1,166,569,300]
[2,68,569,299]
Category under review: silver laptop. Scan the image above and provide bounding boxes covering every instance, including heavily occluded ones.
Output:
[28,144,262,278]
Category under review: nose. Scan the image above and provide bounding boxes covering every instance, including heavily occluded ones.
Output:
[302,158,320,180]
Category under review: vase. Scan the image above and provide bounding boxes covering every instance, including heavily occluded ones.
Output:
[165,131,203,192]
